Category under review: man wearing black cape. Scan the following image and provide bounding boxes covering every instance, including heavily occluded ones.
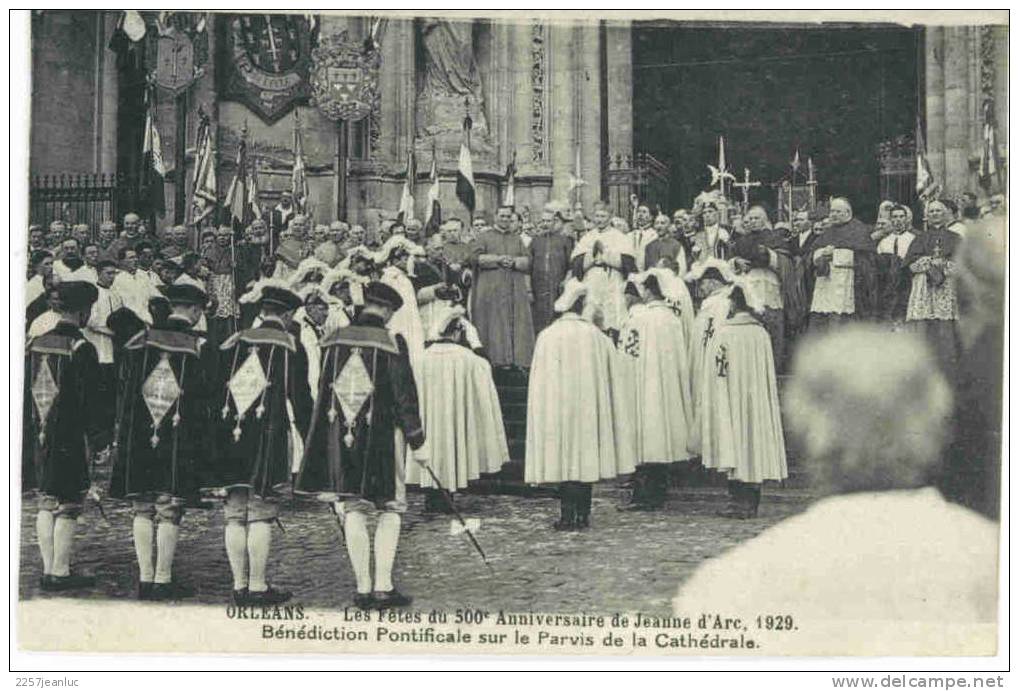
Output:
[297,281,427,611]
[110,283,216,601]
[214,282,313,605]
[23,281,107,591]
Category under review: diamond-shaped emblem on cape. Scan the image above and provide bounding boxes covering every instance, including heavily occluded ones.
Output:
[142,354,181,431]
[31,359,59,425]
[332,353,374,424]
[228,350,268,420]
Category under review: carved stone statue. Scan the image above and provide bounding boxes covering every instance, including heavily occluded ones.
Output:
[415,18,488,139]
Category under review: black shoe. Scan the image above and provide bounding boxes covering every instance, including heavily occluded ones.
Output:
[553,519,576,531]
[151,582,195,601]
[232,588,249,605]
[138,582,154,601]
[353,592,376,610]
[40,573,96,591]
[246,586,292,605]
[373,590,413,610]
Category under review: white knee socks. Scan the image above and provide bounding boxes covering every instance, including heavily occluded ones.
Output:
[133,515,155,582]
[247,521,272,593]
[343,511,372,595]
[51,516,76,578]
[224,522,248,590]
[373,512,401,593]
[36,510,55,576]
[154,522,179,585]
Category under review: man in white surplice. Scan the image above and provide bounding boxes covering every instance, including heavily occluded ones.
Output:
[570,202,637,341]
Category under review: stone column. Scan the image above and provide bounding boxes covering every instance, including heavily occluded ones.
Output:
[941,26,972,195]
[576,21,602,206]
[990,25,1008,157]
[379,18,415,167]
[548,23,577,203]
[96,11,119,174]
[924,27,946,184]
[604,19,632,214]
[604,21,632,164]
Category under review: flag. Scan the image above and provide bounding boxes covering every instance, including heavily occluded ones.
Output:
[292,111,309,213]
[225,129,255,235]
[424,148,442,238]
[568,146,586,192]
[142,97,166,218]
[502,149,517,208]
[979,99,1002,191]
[398,148,416,223]
[455,114,476,215]
[247,159,262,221]
[191,110,218,225]
[915,118,939,200]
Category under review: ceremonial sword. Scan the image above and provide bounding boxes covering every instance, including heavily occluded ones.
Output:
[421,464,495,578]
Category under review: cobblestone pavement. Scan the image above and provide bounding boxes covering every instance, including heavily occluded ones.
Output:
[18,482,812,615]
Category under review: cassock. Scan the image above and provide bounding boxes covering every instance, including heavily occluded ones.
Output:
[213,318,313,496]
[525,312,636,484]
[440,240,475,305]
[470,228,535,368]
[700,312,787,484]
[809,219,879,330]
[408,338,509,490]
[297,313,424,506]
[110,317,216,501]
[730,228,805,369]
[629,228,659,271]
[570,227,636,335]
[876,230,917,323]
[202,245,240,348]
[903,228,962,378]
[644,236,692,277]
[529,233,574,334]
[618,300,695,465]
[687,288,733,456]
[23,321,107,499]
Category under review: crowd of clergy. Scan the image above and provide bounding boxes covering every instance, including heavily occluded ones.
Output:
[21,184,1004,607]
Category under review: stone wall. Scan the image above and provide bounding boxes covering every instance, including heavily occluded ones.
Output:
[29,11,115,176]
[925,24,1008,196]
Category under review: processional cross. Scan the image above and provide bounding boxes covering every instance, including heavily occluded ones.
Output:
[732,168,762,215]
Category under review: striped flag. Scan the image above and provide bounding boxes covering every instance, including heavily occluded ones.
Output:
[915,118,939,200]
[979,99,1002,191]
[225,129,251,234]
[398,148,416,222]
[292,111,309,213]
[247,158,262,221]
[502,149,517,208]
[191,109,218,225]
[142,95,166,218]
[455,114,476,215]
[424,146,442,238]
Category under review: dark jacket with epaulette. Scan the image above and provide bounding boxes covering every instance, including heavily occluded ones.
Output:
[297,312,424,504]
[213,317,313,496]
[109,317,216,501]
[23,322,106,500]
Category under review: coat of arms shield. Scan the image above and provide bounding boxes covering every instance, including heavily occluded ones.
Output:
[310,32,381,122]
[154,33,196,95]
